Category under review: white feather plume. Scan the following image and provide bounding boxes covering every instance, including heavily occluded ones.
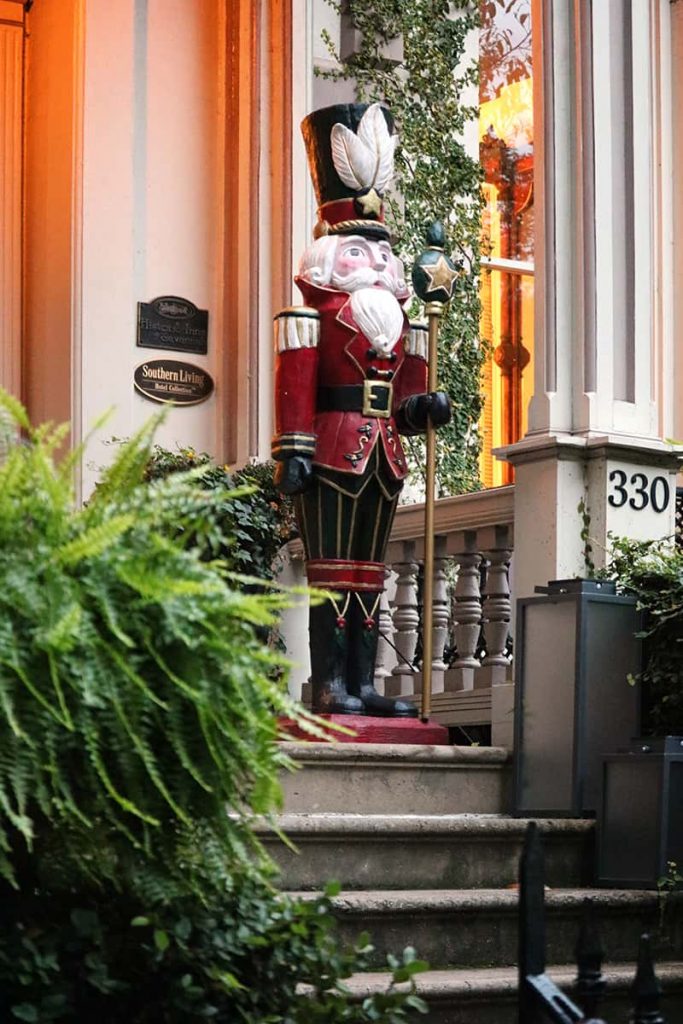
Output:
[330,124,374,190]
[330,103,396,193]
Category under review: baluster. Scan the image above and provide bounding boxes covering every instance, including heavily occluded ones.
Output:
[429,542,449,694]
[373,568,393,696]
[575,898,606,1021]
[479,545,512,688]
[446,531,482,691]
[387,545,419,698]
[631,934,665,1024]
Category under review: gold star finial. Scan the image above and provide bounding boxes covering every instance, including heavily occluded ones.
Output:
[355,188,383,218]
[421,254,458,298]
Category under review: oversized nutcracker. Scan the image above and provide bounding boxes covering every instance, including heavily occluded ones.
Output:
[273,103,452,717]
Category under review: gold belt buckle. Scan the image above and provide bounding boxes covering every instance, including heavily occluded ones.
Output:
[362,379,392,418]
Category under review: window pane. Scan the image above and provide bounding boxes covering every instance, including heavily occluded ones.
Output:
[479,269,534,488]
[479,0,534,487]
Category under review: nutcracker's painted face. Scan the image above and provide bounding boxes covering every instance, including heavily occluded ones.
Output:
[333,239,393,285]
[299,234,409,301]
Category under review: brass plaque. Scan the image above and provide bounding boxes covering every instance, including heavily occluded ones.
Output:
[134,359,214,406]
[137,295,208,355]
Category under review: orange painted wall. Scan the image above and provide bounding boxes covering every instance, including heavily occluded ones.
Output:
[23,0,79,430]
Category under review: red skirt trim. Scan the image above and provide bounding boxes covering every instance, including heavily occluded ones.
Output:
[306,558,385,592]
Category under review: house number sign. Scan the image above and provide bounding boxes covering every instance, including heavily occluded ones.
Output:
[608,469,671,513]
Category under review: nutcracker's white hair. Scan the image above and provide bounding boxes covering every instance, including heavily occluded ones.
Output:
[298,235,340,287]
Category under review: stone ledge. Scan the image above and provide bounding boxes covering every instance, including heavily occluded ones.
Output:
[338,961,683,1000]
[289,887,662,914]
[257,813,594,837]
[278,740,510,765]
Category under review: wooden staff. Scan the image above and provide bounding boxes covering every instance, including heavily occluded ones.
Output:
[411,223,458,721]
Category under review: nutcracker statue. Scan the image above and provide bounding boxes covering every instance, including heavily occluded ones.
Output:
[273,103,453,718]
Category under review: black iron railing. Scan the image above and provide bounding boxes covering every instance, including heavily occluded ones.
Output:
[518,822,666,1023]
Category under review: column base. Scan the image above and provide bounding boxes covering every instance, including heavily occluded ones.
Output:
[491,682,515,750]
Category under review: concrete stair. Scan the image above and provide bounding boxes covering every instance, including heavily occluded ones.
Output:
[261,813,593,891]
[279,741,510,815]
[297,888,682,968]
[274,741,683,1021]
[341,962,683,1024]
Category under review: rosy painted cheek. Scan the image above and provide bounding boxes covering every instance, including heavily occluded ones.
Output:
[334,254,369,276]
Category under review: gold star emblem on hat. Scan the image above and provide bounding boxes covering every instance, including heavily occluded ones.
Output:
[355,188,383,217]
[422,254,458,297]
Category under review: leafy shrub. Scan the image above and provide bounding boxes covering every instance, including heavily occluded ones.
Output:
[0,880,427,1022]
[601,535,683,734]
[0,396,427,1022]
[142,445,297,581]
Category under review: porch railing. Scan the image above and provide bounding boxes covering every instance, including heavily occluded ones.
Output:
[377,484,515,731]
[519,821,666,1023]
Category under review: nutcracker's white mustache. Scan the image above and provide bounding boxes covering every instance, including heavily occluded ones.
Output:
[350,287,404,358]
[330,267,397,293]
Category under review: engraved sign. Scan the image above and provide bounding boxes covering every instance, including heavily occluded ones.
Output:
[137,295,208,355]
[134,359,214,406]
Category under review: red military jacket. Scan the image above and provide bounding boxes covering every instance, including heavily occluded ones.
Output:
[272,279,427,480]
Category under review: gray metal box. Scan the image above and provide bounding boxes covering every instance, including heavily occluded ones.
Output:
[514,579,641,816]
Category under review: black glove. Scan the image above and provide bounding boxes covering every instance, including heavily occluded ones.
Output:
[396,391,452,434]
[274,455,313,495]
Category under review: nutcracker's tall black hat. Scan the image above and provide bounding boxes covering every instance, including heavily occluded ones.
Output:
[301,103,396,241]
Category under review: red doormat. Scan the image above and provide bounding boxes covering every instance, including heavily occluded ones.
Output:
[278,713,449,745]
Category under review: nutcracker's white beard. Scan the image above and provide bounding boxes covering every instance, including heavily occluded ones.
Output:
[349,287,404,359]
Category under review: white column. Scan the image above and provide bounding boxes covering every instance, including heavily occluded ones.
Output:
[501,0,680,603]
[671,1,683,444]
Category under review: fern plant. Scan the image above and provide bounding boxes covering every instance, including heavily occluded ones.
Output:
[0,392,313,901]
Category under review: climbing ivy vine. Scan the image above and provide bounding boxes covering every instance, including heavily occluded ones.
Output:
[319,0,484,496]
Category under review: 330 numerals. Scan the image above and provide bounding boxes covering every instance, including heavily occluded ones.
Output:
[608,470,670,513]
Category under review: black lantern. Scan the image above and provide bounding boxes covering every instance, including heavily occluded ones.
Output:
[514,579,641,817]
[598,736,683,888]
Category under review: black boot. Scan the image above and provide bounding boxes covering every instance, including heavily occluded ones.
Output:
[348,594,418,718]
[309,600,364,715]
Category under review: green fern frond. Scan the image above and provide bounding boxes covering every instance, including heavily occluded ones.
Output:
[87,412,164,510]
[0,658,71,728]
[0,390,30,432]
[56,514,136,565]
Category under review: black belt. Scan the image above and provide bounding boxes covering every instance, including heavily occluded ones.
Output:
[318,381,393,419]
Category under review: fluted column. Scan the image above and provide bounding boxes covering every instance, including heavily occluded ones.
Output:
[479,545,512,688]
[446,531,482,692]
[387,544,419,698]
[373,568,394,695]
[428,542,449,694]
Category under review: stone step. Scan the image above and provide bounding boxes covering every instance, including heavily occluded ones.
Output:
[278,741,511,816]
[340,961,683,1023]
[260,814,594,891]
[296,887,683,969]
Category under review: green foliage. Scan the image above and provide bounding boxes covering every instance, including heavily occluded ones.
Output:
[0,392,314,899]
[0,880,428,1022]
[577,498,595,578]
[141,445,298,581]
[600,536,683,734]
[319,0,485,496]
[0,396,428,1022]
